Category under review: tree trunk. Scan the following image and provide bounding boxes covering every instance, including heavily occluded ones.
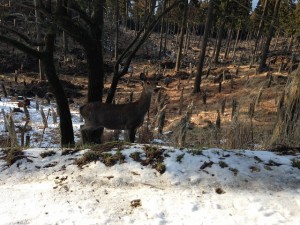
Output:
[0,23,75,147]
[193,0,215,93]
[183,23,190,56]
[62,31,68,56]
[287,35,294,52]
[43,27,74,147]
[34,0,45,80]
[158,0,167,59]
[273,30,281,51]
[86,46,104,102]
[114,0,119,60]
[224,28,233,59]
[251,0,269,66]
[232,28,240,61]
[125,0,129,31]
[175,0,188,72]
[163,21,170,54]
[214,21,225,64]
[258,0,281,72]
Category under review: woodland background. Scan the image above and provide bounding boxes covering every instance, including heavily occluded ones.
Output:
[0,0,300,150]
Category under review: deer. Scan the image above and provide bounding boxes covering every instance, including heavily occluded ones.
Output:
[79,74,158,143]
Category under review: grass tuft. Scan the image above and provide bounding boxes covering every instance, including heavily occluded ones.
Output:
[75,151,101,167]
[130,151,142,162]
[154,162,166,174]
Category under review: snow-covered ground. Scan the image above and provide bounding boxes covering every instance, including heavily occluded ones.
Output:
[0,97,82,147]
[1,97,300,225]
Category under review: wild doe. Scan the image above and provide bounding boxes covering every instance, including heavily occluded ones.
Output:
[80,74,158,143]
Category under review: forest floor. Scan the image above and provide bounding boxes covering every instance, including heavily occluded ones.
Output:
[0,37,294,149]
[1,33,300,225]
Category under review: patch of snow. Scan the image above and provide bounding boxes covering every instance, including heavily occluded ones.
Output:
[0,146,299,225]
[1,97,300,224]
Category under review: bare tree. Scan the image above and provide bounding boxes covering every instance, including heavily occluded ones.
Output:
[258,0,281,72]
[175,0,188,72]
[0,3,75,146]
[106,0,182,104]
[193,0,217,93]
[250,0,269,66]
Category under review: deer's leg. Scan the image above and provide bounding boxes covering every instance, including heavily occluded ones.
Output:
[80,125,103,144]
[128,128,136,143]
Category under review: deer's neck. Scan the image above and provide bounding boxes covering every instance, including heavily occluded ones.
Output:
[137,88,152,112]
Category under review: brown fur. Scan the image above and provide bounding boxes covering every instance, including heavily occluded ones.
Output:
[80,82,155,142]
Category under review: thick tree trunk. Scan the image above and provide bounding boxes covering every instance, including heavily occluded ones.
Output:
[43,28,74,147]
[83,46,105,144]
[75,33,105,145]
[86,46,104,103]
[258,0,281,72]
[193,0,215,93]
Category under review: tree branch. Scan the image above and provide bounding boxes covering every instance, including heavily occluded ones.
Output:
[0,24,44,47]
[0,35,41,58]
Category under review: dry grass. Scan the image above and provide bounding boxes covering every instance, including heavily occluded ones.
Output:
[37,57,291,150]
[1,37,297,150]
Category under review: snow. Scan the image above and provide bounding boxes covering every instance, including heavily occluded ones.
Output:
[1,97,300,225]
[0,97,82,147]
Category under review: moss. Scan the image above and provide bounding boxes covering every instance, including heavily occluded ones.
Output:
[130,151,142,162]
[114,150,125,164]
[143,145,158,158]
[101,153,116,167]
[75,151,101,167]
[76,141,128,167]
